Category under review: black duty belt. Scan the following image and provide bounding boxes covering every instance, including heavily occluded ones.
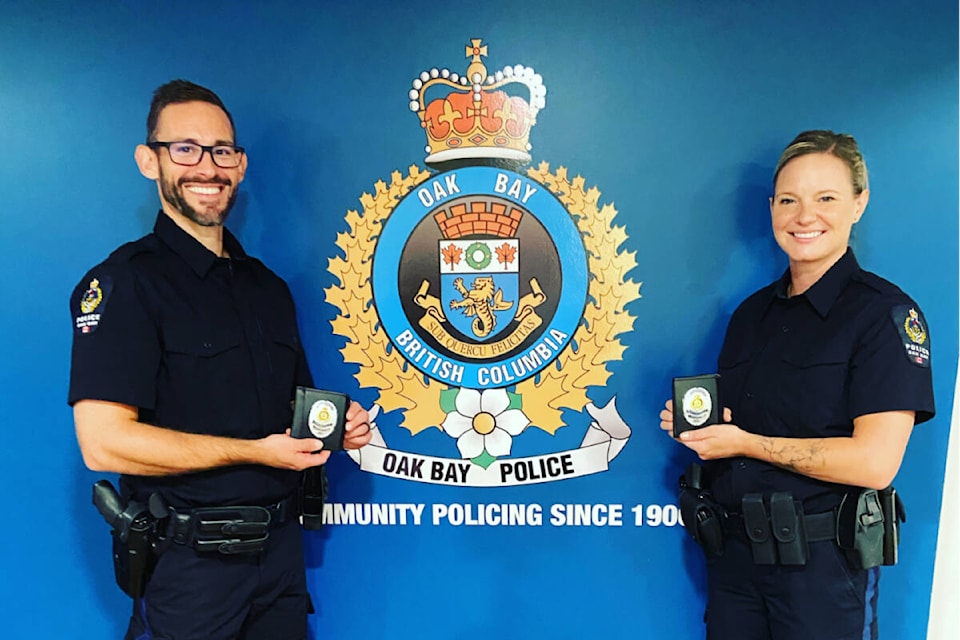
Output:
[166,494,298,555]
[722,509,837,543]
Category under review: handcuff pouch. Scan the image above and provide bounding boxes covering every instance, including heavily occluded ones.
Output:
[176,506,271,555]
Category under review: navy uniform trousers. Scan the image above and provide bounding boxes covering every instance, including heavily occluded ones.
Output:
[706,536,879,640]
[125,519,310,640]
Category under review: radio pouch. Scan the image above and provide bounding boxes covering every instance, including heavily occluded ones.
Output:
[837,488,885,569]
[769,492,808,566]
[301,465,328,530]
[741,493,776,565]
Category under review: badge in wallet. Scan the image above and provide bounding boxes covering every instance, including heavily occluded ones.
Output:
[673,374,721,438]
[291,386,348,451]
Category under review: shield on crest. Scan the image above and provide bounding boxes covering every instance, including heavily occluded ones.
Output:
[439,238,518,341]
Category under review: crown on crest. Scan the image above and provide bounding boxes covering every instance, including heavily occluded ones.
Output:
[409,39,547,167]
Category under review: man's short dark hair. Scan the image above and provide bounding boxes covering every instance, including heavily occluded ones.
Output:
[145,79,236,143]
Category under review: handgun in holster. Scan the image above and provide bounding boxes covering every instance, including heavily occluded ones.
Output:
[678,463,724,556]
[92,480,157,598]
[300,465,328,530]
[837,487,886,569]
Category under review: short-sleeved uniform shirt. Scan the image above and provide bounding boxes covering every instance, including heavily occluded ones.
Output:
[709,249,935,513]
[69,212,313,508]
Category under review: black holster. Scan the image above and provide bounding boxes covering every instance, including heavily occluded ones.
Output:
[112,510,155,598]
[678,464,724,556]
[300,465,328,530]
[92,480,158,599]
[838,487,903,569]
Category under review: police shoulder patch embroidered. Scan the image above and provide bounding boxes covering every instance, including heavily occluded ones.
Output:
[74,274,113,334]
[891,304,930,367]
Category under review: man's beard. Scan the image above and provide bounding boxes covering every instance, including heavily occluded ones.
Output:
[159,169,237,227]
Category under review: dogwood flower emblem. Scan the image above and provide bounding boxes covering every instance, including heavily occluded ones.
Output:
[441,387,530,466]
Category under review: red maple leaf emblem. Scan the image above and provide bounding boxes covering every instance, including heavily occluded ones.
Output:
[496,243,517,268]
[442,243,463,267]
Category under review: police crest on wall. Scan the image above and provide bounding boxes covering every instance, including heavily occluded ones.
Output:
[326,40,641,486]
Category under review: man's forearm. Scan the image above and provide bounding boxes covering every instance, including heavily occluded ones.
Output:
[74,400,260,476]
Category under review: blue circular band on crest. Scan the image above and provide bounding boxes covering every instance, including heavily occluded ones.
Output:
[372,166,588,390]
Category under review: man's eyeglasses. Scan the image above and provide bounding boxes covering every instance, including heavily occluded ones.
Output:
[147,141,245,168]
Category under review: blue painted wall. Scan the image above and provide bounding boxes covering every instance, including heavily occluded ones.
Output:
[0,1,955,638]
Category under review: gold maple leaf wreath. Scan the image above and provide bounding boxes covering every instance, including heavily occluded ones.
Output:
[325,162,641,437]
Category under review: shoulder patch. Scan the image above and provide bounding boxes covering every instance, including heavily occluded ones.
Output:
[891,304,930,368]
[74,275,113,334]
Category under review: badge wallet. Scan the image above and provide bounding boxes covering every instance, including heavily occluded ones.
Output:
[672,374,721,438]
[291,386,349,451]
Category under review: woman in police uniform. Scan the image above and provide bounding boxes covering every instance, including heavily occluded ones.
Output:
[660,130,935,640]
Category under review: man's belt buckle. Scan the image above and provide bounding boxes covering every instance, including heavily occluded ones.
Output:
[191,506,270,555]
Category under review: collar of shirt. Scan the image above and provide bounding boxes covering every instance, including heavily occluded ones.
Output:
[152,211,249,277]
[769,247,861,318]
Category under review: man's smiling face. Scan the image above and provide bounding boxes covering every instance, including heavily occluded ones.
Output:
[150,101,246,227]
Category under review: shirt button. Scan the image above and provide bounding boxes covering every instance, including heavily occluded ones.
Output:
[203,342,212,349]
[746,392,754,399]
[739,461,747,469]
[781,326,789,333]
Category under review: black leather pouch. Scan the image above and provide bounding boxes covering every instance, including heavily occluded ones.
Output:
[769,492,807,566]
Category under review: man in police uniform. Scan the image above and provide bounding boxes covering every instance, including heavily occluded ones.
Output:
[69,79,372,639]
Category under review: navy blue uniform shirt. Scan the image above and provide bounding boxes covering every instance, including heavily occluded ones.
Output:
[709,249,934,513]
[69,212,313,508]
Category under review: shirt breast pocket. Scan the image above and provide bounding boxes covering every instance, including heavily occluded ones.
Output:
[718,347,752,406]
[162,325,244,377]
[778,351,850,434]
[262,321,299,391]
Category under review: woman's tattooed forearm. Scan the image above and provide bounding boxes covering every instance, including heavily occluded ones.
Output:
[758,436,827,473]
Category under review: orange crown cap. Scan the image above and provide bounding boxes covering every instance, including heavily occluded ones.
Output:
[409,39,547,167]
